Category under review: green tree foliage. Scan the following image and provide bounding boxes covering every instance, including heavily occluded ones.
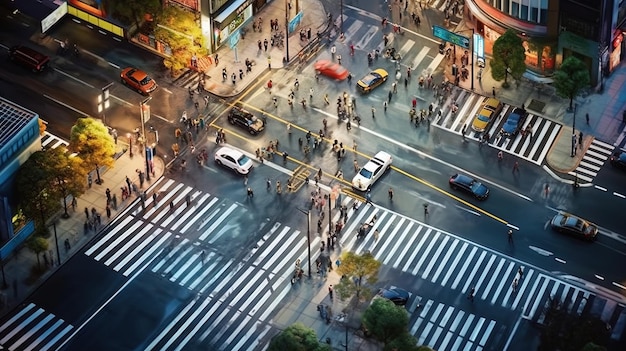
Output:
[362,298,409,345]
[384,332,424,351]
[70,117,115,184]
[154,6,208,75]
[46,146,87,217]
[110,0,161,28]
[26,236,49,269]
[14,151,62,228]
[581,342,607,351]
[538,297,610,351]
[490,29,526,87]
[267,323,331,351]
[553,56,591,109]
[335,251,381,302]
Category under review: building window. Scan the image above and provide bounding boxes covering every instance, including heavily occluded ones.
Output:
[520,4,529,20]
[511,2,519,17]
[530,6,538,22]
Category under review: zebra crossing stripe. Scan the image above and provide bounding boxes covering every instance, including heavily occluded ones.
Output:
[481,258,506,300]
[411,228,437,276]
[430,238,458,283]
[451,246,476,289]
[411,46,431,70]
[422,235,450,280]
[178,195,216,233]
[163,190,204,228]
[462,251,486,293]
[491,261,515,305]
[441,242,468,287]
[103,224,154,266]
[85,217,134,256]
[93,221,145,261]
[474,254,497,294]
[0,307,44,344]
[387,220,413,267]
[113,228,163,272]
[27,319,64,351]
[203,203,238,242]
[13,314,54,349]
[402,226,428,272]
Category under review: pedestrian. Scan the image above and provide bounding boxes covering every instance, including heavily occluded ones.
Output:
[264,38,268,51]
[214,53,219,66]
[412,97,417,108]
[247,187,254,198]
[268,56,271,69]
[383,101,388,112]
[461,124,467,140]
[508,229,513,243]
[423,203,429,216]
[84,207,89,219]
[374,229,380,242]
[106,205,111,219]
[204,95,210,107]
[186,194,191,206]
[492,87,496,97]
[371,106,376,118]
[578,131,583,148]
[112,194,117,210]
[258,40,262,51]
[518,267,524,278]
[71,197,77,211]
[513,161,519,173]
[512,278,518,293]
[585,113,590,125]
[388,90,393,103]
[388,187,393,200]
[337,54,342,64]
[392,81,397,93]
[467,287,475,302]
[328,285,334,300]
[310,87,314,101]
[353,160,359,172]
[366,190,372,203]
[88,174,92,188]
[498,151,504,161]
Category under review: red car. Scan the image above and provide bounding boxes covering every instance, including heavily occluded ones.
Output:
[120,67,158,95]
[314,60,349,81]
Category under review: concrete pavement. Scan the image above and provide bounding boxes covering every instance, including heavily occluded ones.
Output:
[0,138,165,316]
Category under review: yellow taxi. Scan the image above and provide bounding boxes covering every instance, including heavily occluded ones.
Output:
[356,69,388,93]
[471,98,502,132]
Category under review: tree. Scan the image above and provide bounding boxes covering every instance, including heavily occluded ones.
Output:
[154,5,208,75]
[70,117,115,185]
[110,0,160,28]
[14,151,62,228]
[26,236,49,269]
[384,332,424,351]
[362,298,409,345]
[334,251,381,303]
[267,323,331,351]
[553,56,591,110]
[46,146,88,218]
[538,296,610,351]
[490,29,526,87]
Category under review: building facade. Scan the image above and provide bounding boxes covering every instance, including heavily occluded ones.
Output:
[465,0,626,86]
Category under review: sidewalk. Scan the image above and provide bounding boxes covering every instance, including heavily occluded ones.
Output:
[172,0,329,98]
[444,20,626,185]
[0,139,165,317]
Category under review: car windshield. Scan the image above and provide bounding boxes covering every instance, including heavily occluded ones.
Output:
[140,76,153,86]
[359,168,373,179]
[362,74,378,85]
[236,155,250,166]
[469,181,482,192]
[477,113,490,122]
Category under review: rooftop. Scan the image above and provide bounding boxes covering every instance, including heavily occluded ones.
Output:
[0,96,38,149]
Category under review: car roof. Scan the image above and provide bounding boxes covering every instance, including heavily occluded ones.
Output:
[216,146,244,158]
[372,151,392,162]
[484,98,501,110]
[452,173,473,185]
[372,68,388,76]
[379,288,409,299]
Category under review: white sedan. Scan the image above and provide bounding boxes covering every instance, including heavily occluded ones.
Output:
[214,146,253,175]
[352,151,393,191]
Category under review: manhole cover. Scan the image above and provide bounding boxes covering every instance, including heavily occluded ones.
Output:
[528,99,545,112]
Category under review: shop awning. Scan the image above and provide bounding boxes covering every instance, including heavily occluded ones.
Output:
[214,0,247,24]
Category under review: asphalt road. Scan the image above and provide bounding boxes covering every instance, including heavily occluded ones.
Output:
[0,1,625,350]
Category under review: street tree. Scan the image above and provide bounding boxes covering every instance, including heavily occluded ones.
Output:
[490,29,526,88]
[70,117,115,185]
[538,296,610,351]
[553,56,591,110]
[362,298,409,345]
[14,151,62,229]
[26,236,49,270]
[46,146,87,218]
[267,323,331,351]
[110,0,160,29]
[334,251,381,303]
[154,5,208,75]
[384,333,426,351]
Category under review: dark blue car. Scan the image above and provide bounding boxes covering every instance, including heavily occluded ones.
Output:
[501,107,527,137]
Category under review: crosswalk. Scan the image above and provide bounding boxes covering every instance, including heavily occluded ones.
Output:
[568,138,614,183]
[433,90,562,165]
[0,303,74,351]
[3,177,624,350]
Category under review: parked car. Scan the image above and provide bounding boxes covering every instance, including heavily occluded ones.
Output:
[227,106,265,135]
[501,107,527,137]
[449,173,490,200]
[609,151,626,170]
[376,288,410,306]
[471,98,502,132]
[550,212,598,241]
[314,59,349,81]
[120,67,157,95]
[352,151,393,191]
[356,69,388,93]
[214,147,253,175]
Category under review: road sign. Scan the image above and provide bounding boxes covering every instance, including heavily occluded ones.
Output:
[432,25,470,49]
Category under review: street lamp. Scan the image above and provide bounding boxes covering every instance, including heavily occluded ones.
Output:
[140,97,152,181]
[296,208,312,277]
[571,104,577,157]
[97,83,113,125]
[127,133,133,158]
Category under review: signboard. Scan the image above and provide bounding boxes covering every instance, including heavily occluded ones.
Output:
[432,25,470,49]
[288,12,303,34]
[473,33,484,60]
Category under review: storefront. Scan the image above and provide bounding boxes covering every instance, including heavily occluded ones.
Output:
[213,0,254,49]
